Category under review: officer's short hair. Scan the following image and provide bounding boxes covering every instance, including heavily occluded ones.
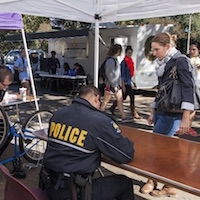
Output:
[0,65,14,83]
[79,85,101,98]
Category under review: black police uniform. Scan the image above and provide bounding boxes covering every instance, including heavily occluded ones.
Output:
[43,97,135,200]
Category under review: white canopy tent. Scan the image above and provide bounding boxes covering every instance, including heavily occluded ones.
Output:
[1,0,200,86]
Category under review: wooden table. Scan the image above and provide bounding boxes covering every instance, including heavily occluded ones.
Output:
[33,125,200,196]
[102,125,200,196]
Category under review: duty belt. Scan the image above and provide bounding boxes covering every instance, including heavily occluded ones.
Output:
[40,167,92,200]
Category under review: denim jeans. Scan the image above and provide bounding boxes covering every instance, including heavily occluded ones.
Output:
[153,112,182,137]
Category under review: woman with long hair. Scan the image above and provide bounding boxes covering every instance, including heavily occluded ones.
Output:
[100,44,132,123]
[109,45,142,119]
[141,32,194,197]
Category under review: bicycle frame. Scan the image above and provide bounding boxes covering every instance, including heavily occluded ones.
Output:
[0,126,40,165]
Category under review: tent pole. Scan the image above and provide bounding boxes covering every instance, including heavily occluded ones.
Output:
[21,29,39,111]
[94,19,99,87]
[94,0,100,88]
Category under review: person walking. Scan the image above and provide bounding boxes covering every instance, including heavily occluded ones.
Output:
[41,85,135,200]
[14,49,30,96]
[109,45,142,119]
[100,44,133,123]
[141,32,194,197]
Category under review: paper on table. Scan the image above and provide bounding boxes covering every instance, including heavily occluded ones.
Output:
[7,94,17,99]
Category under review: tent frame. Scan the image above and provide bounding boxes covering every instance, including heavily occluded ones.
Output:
[21,29,39,111]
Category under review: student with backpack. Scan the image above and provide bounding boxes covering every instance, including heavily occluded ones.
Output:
[100,44,133,123]
[109,45,142,119]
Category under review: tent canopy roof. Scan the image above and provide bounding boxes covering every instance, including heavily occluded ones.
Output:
[0,12,23,30]
[5,28,89,41]
[0,0,200,23]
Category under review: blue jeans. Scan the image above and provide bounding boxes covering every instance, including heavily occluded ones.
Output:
[153,112,182,137]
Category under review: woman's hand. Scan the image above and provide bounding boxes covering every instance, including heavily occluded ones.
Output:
[176,110,191,134]
[114,86,119,93]
[148,110,154,125]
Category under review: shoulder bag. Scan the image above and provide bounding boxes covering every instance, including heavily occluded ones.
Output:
[155,65,182,113]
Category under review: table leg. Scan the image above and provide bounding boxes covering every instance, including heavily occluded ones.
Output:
[16,104,20,122]
[72,80,75,94]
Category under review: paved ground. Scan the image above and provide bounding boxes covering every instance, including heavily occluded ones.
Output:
[0,81,200,200]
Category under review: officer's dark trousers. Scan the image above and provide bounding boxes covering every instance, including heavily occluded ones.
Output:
[47,174,134,200]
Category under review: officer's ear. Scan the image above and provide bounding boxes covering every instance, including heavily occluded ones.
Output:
[93,94,101,109]
[94,94,99,104]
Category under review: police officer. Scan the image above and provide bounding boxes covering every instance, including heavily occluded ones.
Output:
[42,85,135,200]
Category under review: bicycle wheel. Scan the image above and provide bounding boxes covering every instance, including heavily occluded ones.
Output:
[0,106,10,151]
[19,110,53,163]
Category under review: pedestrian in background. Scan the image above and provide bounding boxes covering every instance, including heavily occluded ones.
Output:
[47,50,60,91]
[100,44,133,123]
[109,45,142,119]
[47,50,60,74]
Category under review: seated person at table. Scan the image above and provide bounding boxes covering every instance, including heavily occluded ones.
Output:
[63,62,71,75]
[73,62,85,75]
[14,49,30,96]
[40,85,135,200]
[62,62,72,92]
[0,65,13,102]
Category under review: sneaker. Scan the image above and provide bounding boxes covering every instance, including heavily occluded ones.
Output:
[185,128,198,137]
[121,117,133,123]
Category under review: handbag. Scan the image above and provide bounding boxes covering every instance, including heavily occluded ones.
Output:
[155,66,182,113]
[193,78,200,110]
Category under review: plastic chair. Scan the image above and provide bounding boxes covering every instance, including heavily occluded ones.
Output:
[0,164,48,200]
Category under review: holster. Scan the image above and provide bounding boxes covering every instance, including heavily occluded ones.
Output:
[39,167,52,190]
[75,174,92,200]
[70,173,78,200]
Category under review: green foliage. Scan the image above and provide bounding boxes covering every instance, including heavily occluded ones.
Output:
[22,15,49,33]
[117,14,200,54]
[63,20,90,29]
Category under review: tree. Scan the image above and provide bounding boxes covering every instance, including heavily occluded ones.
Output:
[117,13,200,54]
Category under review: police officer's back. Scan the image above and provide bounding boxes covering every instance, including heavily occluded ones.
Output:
[41,85,135,200]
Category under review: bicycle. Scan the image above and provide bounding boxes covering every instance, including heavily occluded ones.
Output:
[0,105,52,175]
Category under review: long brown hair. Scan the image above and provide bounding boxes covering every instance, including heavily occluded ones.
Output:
[107,44,122,56]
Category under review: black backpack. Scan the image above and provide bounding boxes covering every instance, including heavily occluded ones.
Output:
[98,57,116,85]
[98,57,116,95]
